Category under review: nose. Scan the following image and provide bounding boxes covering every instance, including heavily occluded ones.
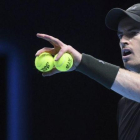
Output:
[119,35,129,49]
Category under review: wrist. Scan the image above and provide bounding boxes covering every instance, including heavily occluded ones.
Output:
[71,48,82,67]
[76,53,120,89]
[75,52,82,67]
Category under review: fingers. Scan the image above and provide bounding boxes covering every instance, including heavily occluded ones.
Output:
[42,68,60,77]
[35,33,77,76]
[54,48,67,61]
[35,47,55,56]
[36,33,64,47]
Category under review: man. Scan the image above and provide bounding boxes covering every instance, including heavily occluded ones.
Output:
[35,3,140,140]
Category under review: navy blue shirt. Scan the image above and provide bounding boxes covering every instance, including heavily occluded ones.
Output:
[117,97,140,140]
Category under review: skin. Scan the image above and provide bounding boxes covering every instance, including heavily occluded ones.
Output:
[111,17,140,102]
[35,16,140,102]
[117,17,140,72]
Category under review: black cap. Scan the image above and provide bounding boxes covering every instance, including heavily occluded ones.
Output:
[105,4,140,31]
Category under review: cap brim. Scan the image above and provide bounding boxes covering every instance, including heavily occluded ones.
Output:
[105,8,140,31]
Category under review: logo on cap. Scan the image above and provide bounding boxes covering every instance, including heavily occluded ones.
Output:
[99,60,105,64]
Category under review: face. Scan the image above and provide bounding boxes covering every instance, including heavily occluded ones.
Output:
[118,17,140,73]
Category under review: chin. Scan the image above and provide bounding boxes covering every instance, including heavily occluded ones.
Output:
[123,61,140,72]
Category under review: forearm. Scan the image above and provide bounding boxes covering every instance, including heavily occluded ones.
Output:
[111,69,140,102]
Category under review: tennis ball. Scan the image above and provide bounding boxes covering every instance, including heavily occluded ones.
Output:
[54,53,73,71]
[35,52,54,72]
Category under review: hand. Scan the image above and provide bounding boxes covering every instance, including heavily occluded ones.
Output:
[35,33,82,76]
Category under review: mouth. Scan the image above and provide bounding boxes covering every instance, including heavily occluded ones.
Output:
[122,49,132,56]
[122,49,132,60]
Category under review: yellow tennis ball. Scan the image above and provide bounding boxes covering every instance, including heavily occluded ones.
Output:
[54,53,73,71]
[35,52,54,72]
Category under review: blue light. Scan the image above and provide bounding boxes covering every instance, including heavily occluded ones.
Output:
[0,42,29,140]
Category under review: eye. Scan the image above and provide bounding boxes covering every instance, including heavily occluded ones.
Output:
[117,31,140,39]
[127,31,139,37]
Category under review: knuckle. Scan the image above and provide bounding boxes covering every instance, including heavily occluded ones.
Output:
[43,47,46,49]
[55,38,59,42]
[67,45,72,49]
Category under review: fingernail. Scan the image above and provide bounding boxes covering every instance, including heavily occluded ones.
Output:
[55,56,58,61]
[36,33,41,37]
[35,53,38,56]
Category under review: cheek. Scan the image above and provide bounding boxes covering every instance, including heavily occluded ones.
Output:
[130,36,140,50]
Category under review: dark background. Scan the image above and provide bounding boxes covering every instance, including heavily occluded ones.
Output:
[0,0,139,140]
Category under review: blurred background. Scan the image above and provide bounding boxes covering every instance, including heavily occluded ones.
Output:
[0,0,139,140]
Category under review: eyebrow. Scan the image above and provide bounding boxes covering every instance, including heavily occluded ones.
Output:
[117,27,138,34]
